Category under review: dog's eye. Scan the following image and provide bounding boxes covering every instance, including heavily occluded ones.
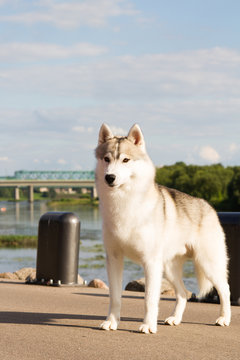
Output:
[123,158,130,163]
[104,156,110,163]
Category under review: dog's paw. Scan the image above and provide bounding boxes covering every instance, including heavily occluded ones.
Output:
[100,319,118,331]
[139,323,157,334]
[164,316,181,326]
[215,316,230,327]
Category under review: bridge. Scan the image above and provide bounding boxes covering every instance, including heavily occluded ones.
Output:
[0,170,96,202]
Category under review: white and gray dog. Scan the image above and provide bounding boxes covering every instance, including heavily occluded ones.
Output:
[95,123,231,334]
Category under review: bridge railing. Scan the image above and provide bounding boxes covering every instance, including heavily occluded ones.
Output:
[14,170,95,181]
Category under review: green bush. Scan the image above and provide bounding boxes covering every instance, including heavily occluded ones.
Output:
[155,162,240,211]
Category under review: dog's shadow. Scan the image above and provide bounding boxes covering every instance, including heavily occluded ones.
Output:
[0,310,215,332]
[0,311,151,332]
[0,311,106,330]
[0,291,214,331]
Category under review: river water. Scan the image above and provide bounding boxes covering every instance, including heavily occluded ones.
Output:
[0,200,198,293]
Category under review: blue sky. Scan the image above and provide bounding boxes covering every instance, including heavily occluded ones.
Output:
[0,0,240,175]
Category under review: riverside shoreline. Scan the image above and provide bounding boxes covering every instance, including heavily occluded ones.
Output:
[0,235,38,248]
[0,279,239,360]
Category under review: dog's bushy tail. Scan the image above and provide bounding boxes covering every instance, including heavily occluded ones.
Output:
[194,262,213,298]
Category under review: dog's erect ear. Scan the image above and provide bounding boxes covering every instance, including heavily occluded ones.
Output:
[98,123,114,144]
[127,124,145,150]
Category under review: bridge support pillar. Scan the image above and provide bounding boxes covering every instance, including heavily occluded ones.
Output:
[15,187,20,201]
[28,185,34,203]
[91,186,97,199]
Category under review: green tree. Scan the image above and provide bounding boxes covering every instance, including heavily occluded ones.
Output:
[155,166,173,187]
[192,170,222,202]
[49,188,57,199]
[0,188,14,199]
[155,162,236,210]
[228,167,240,210]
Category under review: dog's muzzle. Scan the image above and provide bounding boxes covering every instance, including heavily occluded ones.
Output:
[105,174,116,186]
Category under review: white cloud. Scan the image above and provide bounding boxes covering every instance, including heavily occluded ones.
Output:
[57,158,67,165]
[0,0,139,29]
[0,156,9,162]
[0,103,239,175]
[0,46,240,173]
[72,163,82,171]
[109,126,126,135]
[73,126,94,133]
[199,146,220,163]
[2,47,240,102]
[0,43,108,62]
[228,143,239,154]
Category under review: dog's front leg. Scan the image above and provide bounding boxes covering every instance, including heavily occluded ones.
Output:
[139,259,162,334]
[100,251,123,331]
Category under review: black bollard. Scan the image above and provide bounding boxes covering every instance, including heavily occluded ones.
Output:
[218,212,240,305]
[36,212,80,286]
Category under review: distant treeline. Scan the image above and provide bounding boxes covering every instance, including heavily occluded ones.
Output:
[155,162,240,211]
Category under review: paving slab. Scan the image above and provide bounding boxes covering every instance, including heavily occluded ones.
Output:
[0,279,239,360]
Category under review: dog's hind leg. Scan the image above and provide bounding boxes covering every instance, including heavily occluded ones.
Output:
[214,280,231,326]
[196,261,231,326]
[194,230,231,326]
[100,251,123,331]
[164,256,188,326]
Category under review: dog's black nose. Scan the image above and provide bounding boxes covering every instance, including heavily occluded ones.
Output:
[105,174,116,185]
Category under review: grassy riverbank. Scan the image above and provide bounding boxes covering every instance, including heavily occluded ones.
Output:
[0,195,99,206]
[0,235,38,248]
[47,197,99,207]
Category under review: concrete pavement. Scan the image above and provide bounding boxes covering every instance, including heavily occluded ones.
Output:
[0,279,239,360]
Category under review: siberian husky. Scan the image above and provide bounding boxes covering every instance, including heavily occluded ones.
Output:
[95,124,231,334]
